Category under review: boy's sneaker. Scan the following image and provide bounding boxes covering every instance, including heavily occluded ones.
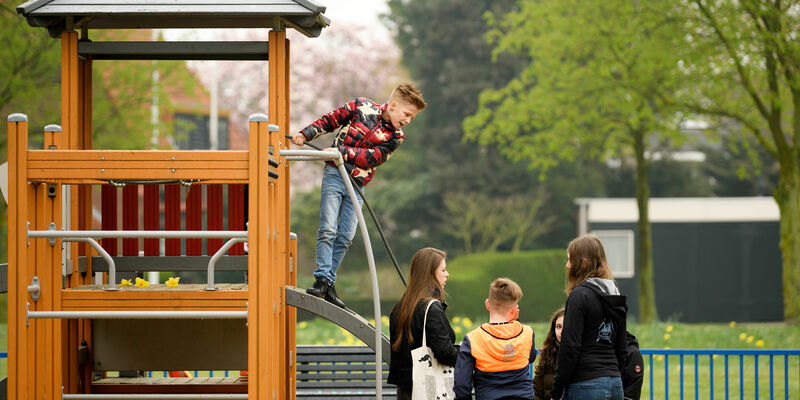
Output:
[324,284,346,309]
[306,276,330,298]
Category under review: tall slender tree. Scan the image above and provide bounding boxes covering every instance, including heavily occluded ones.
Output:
[464,0,690,322]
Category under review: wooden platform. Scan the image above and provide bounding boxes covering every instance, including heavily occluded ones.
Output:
[62,283,248,311]
[93,376,247,394]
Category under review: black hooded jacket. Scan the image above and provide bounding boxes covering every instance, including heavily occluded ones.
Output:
[387,293,459,388]
[550,278,628,399]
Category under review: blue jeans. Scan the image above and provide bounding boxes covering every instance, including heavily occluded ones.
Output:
[564,376,623,400]
[314,164,363,283]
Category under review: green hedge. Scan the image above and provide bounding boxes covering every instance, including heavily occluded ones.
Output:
[443,250,568,322]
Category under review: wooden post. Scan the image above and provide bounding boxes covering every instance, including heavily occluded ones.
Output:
[247,113,272,400]
[7,113,29,400]
[40,125,64,399]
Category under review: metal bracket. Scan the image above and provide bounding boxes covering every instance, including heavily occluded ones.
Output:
[26,221,31,246]
[26,301,31,327]
[28,276,41,302]
[48,222,57,247]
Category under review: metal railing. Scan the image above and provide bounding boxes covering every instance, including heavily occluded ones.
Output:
[3,349,799,399]
[641,349,800,400]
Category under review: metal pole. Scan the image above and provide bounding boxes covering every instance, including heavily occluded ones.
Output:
[63,238,117,290]
[335,161,382,399]
[206,238,247,290]
[281,148,383,398]
[62,394,248,399]
[29,310,248,320]
[28,230,247,239]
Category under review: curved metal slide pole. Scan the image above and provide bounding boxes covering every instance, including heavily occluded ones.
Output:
[282,149,383,399]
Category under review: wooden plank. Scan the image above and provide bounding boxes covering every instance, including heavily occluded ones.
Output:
[186,185,202,255]
[165,185,181,255]
[143,185,160,255]
[122,184,139,256]
[101,185,118,256]
[28,168,248,182]
[27,149,249,161]
[207,184,223,254]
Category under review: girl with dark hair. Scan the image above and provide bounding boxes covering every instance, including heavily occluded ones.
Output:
[387,247,459,400]
[550,235,628,400]
[533,307,565,400]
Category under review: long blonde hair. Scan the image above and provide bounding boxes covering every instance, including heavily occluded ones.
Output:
[391,247,446,352]
[566,235,614,294]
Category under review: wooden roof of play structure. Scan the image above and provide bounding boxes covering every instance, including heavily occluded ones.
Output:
[17,0,330,38]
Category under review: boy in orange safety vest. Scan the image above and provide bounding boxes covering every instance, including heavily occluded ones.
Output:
[454,278,536,400]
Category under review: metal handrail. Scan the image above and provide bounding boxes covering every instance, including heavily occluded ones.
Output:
[206,238,247,290]
[28,310,248,320]
[280,148,383,399]
[27,229,248,239]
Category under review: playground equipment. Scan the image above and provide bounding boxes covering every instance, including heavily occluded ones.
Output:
[7,1,390,399]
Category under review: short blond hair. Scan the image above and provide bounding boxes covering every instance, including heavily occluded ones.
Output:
[390,82,426,110]
[488,278,523,313]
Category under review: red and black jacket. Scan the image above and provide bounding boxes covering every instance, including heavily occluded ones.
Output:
[299,97,405,186]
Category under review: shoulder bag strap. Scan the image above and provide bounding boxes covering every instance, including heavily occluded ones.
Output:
[421,299,438,348]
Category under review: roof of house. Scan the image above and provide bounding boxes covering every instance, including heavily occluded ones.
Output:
[575,197,780,223]
[17,0,329,38]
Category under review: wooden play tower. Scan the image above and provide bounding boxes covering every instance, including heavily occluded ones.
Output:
[4,1,389,399]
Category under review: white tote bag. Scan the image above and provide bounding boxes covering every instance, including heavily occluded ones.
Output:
[411,299,455,400]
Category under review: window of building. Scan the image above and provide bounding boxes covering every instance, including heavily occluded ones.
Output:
[592,230,635,278]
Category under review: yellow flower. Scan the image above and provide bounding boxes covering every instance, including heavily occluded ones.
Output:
[454,326,463,334]
[298,321,308,330]
[729,321,736,328]
[665,325,674,333]
[463,317,473,327]
[738,333,747,341]
[713,354,719,359]
[120,279,132,287]
[134,277,150,287]
[755,340,765,348]
[381,315,390,326]
[369,319,376,325]
[327,338,335,345]
[664,346,671,350]
[663,334,671,341]
[165,277,180,287]
[452,317,461,324]
[657,355,664,362]
[747,335,754,343]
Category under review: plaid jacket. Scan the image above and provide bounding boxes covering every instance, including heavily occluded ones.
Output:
[299,97,405,186]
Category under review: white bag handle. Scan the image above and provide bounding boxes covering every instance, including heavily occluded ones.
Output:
[421,299,438,349]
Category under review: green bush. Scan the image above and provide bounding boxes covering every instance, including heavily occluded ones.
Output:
[443,249,567,322]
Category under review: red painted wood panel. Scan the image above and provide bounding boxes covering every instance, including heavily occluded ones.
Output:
[122,185,139,256]
[164,185,181,256]
[207,184,223,254]
[143,185,159,256]
[186,185,202,255]
[228,184,245,255]
[100,185,117,255]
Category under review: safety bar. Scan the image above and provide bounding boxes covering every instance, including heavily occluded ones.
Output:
[27,230,248,239]
[63,238,117,290]
[27,229,248,290]
[29,310,247,320]
[280,148,383,398]
[62,394,248,399]
[206,238,247,290]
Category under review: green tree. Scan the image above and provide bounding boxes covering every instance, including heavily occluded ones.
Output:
[675,0,800,319]
[464,0,690,322]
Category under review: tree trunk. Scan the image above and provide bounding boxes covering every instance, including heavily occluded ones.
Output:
[774,152,800,320]
[634,128,658,322]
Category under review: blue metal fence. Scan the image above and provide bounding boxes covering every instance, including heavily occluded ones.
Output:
[2,349,799,399]
[641,349,800,400]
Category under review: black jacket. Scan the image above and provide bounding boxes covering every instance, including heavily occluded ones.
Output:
[550,278,627,399]
[387,296,459,388]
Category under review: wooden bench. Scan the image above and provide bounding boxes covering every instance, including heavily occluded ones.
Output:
[296,345,396,399]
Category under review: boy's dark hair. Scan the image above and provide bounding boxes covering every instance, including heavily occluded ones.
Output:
[390,82,426,110]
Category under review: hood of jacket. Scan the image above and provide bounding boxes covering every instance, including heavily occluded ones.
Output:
[582,278,627,320]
